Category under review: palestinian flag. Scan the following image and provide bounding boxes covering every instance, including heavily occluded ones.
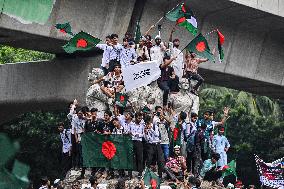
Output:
[217,29,225,62]
[222,160,237,178]
[62,31,101,54]
[81,133,134,169]
[166,3,198,36]
[186,33,215,62]
[172,122,182,147]
[115,93,128,108]
[144,167,160,189]
[55,22,74,36]
[134,20,141,44]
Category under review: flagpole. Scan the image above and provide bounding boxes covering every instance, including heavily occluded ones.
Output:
[152,2,183,27]
[204,29,217,36]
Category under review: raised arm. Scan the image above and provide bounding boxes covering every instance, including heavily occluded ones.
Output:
[144,25,155,36]
[160,56,176,69]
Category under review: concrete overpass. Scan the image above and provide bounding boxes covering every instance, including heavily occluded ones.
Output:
[0,0,284,124]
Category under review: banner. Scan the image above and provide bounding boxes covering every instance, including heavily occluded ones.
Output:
[81,133,134,169]
[122,61,160,91]
[255,155,284,189]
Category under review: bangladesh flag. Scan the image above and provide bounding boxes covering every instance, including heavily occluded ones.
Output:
[115,93,128,108]
[81,133,134,169]
[217,29,225,62]
[55,22,74,36]
[166,3,198,36]
[134,21,141,44]
[222,160,237,178]
[172,122,182,147]
[144,167,160,189]
[186,33,215,62]
[62,31,101,54]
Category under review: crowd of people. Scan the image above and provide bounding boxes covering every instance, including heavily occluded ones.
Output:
[44,29,244,189]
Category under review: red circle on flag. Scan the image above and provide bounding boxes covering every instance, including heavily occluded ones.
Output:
[196,41,206,52]
[120,95,125,102]
[77,39,88,48]
[150,178,157,189]
[102,141,116,160]
[59,29,66,33]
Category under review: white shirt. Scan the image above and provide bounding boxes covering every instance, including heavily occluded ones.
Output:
[96,44,112,67]
[60,129,72,153]
[150,44,165,64]
[109,44,123,61]
[129,121,145,141]
[120,47,137,67]
[169,42,184,78]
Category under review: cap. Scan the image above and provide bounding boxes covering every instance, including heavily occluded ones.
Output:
[174,145,181,149]
[155,35,161,40]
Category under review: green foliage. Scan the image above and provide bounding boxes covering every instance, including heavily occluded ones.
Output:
[0,111,68,188]
[0,45,54,64]
[199,84,284,187]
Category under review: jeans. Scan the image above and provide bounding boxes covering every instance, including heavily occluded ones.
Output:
[161,144,169,161]
[158,80,170,106]
[186,71,204,90]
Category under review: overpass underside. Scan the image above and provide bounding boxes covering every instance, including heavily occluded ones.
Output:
[0,0,284,124]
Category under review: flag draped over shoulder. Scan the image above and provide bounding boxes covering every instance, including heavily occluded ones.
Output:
[63,31,101,53]
[217,29,225,62]
[222,160,237,178]
[166,3,198,36]
[115,93,128,108]
[255,154,284,189]
[186,33,215,62]
[144,167,161,189]
[55,22,73,36]
[122,60,161,92]
[81,133,134,170]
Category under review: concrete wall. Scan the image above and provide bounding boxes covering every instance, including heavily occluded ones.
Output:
[230,0,284,17]
[0,57,100,124]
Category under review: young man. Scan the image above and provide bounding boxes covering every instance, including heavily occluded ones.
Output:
[155,112,171,161]
[120,38,137,67]
[129,112,145,178]
[150,35,166,64]
[171,111,187,156]
[193,123,206,177]
[200,152,222,182]
[169,28,184,78]
[57,122,72,179]
[164,145,187,182]
[186,112,198,174]
[184,51,208,95]
[99,63,124,99]
[144,115,165,179]
[96,35,112,75]
[109,34,123,72]
[212,127,230,167]
[157,55,177,108]
[101,110,114,135]
[135,37,149,62]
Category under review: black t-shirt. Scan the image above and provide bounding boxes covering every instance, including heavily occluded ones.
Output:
[98,120,114,133]
[158,65,174,82]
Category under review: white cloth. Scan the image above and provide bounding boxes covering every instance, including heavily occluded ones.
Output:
[109,44,123,61]
[122,60,160,91]
[169,42,184,78]
[129,121,145,141]
[213,134,230,167]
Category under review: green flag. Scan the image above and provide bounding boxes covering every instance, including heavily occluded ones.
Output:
[115,93,128,108]
[186,33,215,62]
[81,133,134,169]
[172,122,182,147]
[55,22,74,36]
[217,29,225,62]
[222,160,237,178]
[62,31,101,53]
[143,167,160,189]
[166,3,198,36]
[134,21,141,44]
